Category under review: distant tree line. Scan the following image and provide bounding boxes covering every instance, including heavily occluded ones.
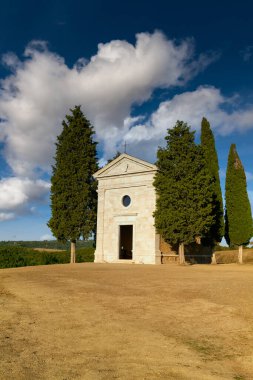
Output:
[0,240,93,250]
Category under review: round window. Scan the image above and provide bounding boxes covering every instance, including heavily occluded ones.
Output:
[122,195,131,207]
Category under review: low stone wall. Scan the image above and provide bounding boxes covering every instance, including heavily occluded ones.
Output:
[161,254,178,264]
[159,235,253,264]
[213,249,253,264]
[161,246,253,265]
[160,237,212,264]
[159,237,177,255]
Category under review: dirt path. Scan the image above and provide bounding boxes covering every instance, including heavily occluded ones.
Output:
[1,263,253,380]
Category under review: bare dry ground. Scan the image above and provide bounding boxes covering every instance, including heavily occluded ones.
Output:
[1,263,253,380]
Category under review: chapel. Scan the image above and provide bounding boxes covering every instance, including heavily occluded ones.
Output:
[93,153,163,264]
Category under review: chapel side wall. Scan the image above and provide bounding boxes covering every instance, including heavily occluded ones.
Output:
[94,188,105,262]
[97,172,161,264]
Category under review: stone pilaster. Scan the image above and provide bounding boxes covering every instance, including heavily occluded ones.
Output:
[94,187,105,263]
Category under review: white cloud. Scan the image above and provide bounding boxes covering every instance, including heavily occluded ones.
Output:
[240,45,253,62]
[0,177,50,220]
[0,32,216,176]
[2,52,21,71]
[40,233,55,241]
[124,86,253,160]
[219,169,226,179]
[1,32,253,222]
[246,172,253,181]
[0,212,15,221]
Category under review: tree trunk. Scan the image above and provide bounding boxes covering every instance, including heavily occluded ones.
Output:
[211,253,217,264]
[179,242,185,264]
[195,236,201,245]
[71,240,76,263]
[238,245,243,264]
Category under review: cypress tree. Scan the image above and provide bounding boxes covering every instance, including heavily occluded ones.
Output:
[225,144,253,262]
[107,151,121,164]
[154,121,215,263]
[200,117,224,244]
[48,106,98,263]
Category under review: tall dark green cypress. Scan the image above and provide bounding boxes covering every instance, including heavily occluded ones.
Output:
[153,121,215,263]
[225,144,253,260]
[48,106,98,263]
[200,117,224,244]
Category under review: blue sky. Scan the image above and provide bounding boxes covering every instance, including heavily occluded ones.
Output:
[0,0,252,240]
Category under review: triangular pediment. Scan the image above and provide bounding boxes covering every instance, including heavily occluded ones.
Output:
[93,154,157,178]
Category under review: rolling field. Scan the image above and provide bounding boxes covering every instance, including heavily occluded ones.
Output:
[1,263,253,380]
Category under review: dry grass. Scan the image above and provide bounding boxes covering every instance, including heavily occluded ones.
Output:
[215,249,253,264]
[1,263,253,379]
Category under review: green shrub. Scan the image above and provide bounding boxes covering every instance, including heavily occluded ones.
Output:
[75,247,94,263]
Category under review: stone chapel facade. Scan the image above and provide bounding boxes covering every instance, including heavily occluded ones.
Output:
[93,153,162,264]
